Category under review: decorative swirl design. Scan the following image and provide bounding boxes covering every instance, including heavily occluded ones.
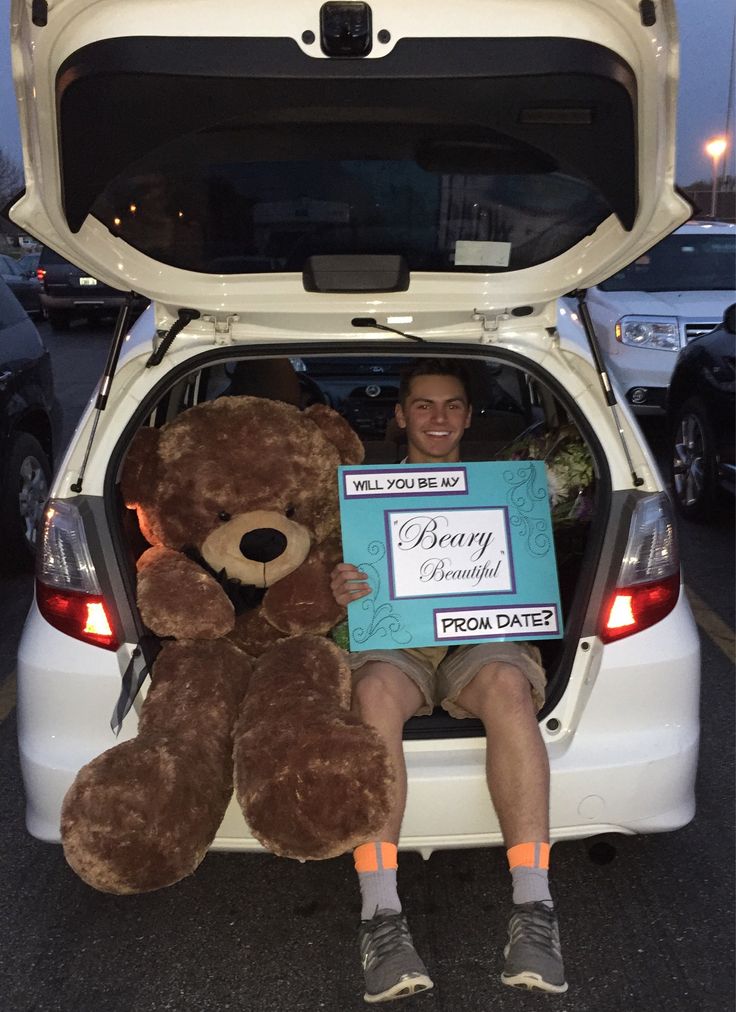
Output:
[351,541,413,645]
[503,464,551,558]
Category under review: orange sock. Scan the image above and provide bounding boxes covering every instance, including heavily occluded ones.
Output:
[354,842,400,920]
[506,842,553,906]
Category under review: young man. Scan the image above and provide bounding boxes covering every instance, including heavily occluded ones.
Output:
[331,359,567,1003]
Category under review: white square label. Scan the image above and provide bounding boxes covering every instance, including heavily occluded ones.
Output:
[387,507,513,599]
[454,240,511,268]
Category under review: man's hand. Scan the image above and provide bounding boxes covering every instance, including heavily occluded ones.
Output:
[330,562,371,606]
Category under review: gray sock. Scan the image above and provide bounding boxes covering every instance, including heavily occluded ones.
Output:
[358,867,402,920]
[511,865,553,906]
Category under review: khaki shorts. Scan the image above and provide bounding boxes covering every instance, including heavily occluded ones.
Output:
[348,642,546,718]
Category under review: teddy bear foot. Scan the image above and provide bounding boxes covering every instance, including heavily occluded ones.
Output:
[61,736,235,893]
[234,635,395,861]
[236,705,396,860]
[62,639,252,893]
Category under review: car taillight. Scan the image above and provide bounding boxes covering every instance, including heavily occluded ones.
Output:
[36,268,46,280]
[36,583,118,649]
[600,492,680,643]
[35,499,119,650]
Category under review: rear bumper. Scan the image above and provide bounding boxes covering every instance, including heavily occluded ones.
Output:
[18,595,700,852]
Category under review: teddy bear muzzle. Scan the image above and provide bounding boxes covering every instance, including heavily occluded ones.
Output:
[201,510,311,587]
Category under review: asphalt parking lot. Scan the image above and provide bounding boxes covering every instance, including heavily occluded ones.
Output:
[0,321,733,1012]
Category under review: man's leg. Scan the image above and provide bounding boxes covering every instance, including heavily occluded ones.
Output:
[351,662,434,1003]
[352,661,424,848]
[455,661,550,849]
[455,661,567,994]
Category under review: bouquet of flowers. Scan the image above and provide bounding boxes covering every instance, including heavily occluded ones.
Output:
[502,423,595,524]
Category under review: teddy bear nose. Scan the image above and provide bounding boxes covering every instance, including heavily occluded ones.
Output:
[239,528,288,564]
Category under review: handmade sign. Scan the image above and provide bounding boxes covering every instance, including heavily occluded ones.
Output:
[338,461,563,650]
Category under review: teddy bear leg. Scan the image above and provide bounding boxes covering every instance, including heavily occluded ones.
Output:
[61,639,251,894]
[233,635,395,861]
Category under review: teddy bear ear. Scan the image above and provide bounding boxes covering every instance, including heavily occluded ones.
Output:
[303,404,365,465]
[119,426,163,509]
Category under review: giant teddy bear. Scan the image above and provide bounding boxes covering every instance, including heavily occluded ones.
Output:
[61,395,394,894]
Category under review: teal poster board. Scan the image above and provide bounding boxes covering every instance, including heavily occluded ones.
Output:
[338,461,563,651]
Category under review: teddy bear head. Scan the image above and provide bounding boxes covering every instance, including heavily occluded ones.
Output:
[120,396,363,587]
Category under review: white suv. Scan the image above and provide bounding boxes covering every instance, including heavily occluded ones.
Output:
[558,219,736,415]
[10,0,700,866]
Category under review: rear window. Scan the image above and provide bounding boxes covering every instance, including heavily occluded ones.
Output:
[90,128,610,276]
[600,232,736,292]
[39,248,73,267]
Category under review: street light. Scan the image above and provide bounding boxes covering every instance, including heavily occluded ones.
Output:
[704,135,728,218]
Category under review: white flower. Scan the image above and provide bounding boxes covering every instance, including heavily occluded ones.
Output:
[546,466,567,506]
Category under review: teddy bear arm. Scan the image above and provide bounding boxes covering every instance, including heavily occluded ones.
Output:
[261,540,344,636]
[137,546,234,639]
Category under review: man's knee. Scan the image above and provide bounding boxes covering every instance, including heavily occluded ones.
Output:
[352,663,423,723]
[459,661,534,717]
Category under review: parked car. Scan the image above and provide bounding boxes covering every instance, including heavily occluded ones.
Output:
[668,303,736,519]
[558,219,736,414]
[36,246,148,330]
[0,252,42,317]
[9,0,700,863]
[18,251,41,275]
[0,276,60,572]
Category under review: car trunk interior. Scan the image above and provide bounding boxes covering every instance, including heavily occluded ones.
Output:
[115,347,606,738]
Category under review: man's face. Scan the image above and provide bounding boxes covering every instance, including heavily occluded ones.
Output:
[395,374,472,463]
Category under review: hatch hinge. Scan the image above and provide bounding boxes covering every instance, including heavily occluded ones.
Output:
[472,308,510,343]
[202,313,240,345]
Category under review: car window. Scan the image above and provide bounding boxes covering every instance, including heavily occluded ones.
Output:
[39,247,74,267]
[599,232,736,292]
[89,129,611,275]
[18,254,40,273]
[140,354,589,476]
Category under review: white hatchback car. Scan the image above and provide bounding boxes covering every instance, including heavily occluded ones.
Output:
[11,0,700,863]
[558,219,736,415]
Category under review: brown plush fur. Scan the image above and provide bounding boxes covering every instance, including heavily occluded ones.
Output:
[61,395,393,893]
[61,639,251,894]
[234,637,394,859]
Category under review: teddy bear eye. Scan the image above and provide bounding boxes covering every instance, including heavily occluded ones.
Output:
[285,505,296,519]
[218,510,232,522]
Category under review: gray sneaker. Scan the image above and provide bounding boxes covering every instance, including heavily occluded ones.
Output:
[358,909,434,1004]
[501,902,568,994]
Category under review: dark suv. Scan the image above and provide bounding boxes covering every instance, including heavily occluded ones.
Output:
[0,276,61,571]
[37,246,147,330]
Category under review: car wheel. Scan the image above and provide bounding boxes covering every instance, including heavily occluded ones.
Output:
[47,309,71,330]
[670,397,718,521]
[0,432,52,572]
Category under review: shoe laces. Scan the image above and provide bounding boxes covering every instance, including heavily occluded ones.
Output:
[361,913,413,971]
[509,903,560,954]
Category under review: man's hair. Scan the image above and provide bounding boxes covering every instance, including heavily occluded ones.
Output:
[398,358,472,407]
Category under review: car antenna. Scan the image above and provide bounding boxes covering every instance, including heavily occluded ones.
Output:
[70,292,139,493]
[572,289,644,488]
[351,317,426,342]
